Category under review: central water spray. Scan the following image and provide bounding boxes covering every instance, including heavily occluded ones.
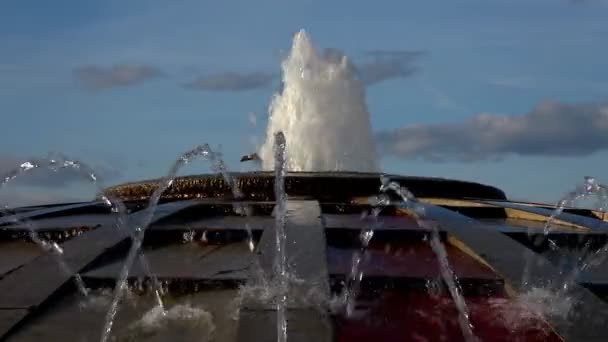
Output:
[258,29,379,172]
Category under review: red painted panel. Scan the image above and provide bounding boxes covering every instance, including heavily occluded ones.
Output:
[328,240,499,280]
[335,290,563,342]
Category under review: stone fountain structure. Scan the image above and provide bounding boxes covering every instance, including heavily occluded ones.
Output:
[0,171,607,341]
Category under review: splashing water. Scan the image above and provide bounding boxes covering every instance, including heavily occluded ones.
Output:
[488,287,574,336]
[340,191,391,317]
[258,29,379,172]
[118,304,215,342]
[428,225,479,342]
[0,157,91,296]
[515,176,608,327]
[100,145,242,342]
[273,132,288,342]
[532,176,608,293]
[381,176,479,342]
[544,176,608,235]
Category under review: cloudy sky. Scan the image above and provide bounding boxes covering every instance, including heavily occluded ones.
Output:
[1,0,607,206]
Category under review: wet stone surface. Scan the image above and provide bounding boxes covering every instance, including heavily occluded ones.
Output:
[83,242,251,281]
[237,200,332,342]
[5,289,238,342]
[0,241,41,278]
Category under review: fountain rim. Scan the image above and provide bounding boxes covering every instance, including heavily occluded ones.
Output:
[101,171,509,202]
[105,170,501,185]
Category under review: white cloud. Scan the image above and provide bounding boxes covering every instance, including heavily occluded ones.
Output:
[73,64,164,91]
[376,100,608,162]
[184,72,275,91]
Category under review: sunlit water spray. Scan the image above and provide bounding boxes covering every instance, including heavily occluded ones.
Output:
[118,304,216,342]
[332,175,478,341]
[258,29,379,172]
[273,131,288,342]
[516,176,608,326]
[100,145,249,342]
[338,187,390,317]
[382,176,479,342]
[525,177,608,282]
[0,155,139,298]
[544,176,608,236]
[534,177,608,292]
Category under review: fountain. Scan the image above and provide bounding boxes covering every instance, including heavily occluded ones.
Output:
[99,144,251,342]
[1,29,608,342]
[258,29,379,172]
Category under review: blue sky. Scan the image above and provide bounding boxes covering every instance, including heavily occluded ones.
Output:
[1,0,608,205]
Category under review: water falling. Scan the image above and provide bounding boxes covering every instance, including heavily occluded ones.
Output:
[1,209,90,296]
[543,176,607,235]
[103,193,166,314]
[100,145,241,342]
[512,176,608,327]
[258,29,379,172]
[539,176,608,293]
[341,190,391,317]
[273,132,288,342]
[381,176,479,342]
[195,145,256,251]
[0,155,128,298]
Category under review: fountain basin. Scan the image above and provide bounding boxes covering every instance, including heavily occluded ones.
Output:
[0,172,606,341]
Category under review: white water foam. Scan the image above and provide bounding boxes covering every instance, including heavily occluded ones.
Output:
[117,304,215,342]
[258,29,379,172]
[488,287,575,333]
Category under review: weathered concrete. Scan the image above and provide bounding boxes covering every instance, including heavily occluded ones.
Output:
[0,242,42,278]
[0,310,29,337]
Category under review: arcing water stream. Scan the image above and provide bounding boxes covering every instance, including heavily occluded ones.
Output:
[100,136,291,342]
[513,176,608,329]
[537,176,608,293]
[99,144,254,342]
[340,189,390,317]
[543,176,608,235]
[0,155,137,298]
[379,176,479,342]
